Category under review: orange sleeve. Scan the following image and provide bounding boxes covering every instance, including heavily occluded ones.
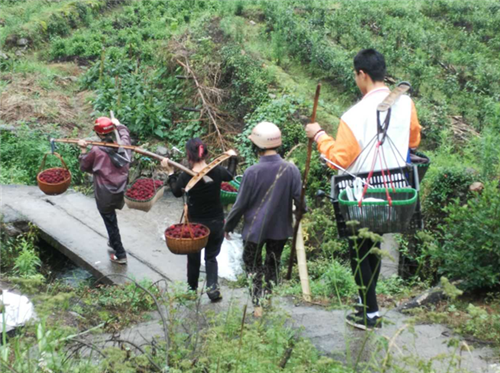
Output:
[316,120,361,170]
[409,100,422,148]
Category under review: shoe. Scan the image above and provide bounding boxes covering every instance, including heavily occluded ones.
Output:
[207,289,223,303]
[109,253,127,265]
[346,311,382,330]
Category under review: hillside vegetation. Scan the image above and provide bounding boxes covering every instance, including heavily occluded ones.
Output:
[1,0,500,372]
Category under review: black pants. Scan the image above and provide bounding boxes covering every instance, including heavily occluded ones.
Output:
[243,239,287,305]
[187,218,224,293]
[349,238,381,314]
[100,211,126,259]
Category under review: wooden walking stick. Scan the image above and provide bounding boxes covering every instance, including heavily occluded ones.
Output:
[286,83,321,281]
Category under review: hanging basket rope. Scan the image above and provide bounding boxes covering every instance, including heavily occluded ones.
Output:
[37,152,72,195]
[124,160,164,212]
[165,204,210,255]
[333,92,421,235]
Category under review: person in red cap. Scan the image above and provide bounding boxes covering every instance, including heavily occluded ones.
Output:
[78,116,131,264]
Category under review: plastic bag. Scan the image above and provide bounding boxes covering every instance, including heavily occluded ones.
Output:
[0,290,35,332]
[201,233,244,281]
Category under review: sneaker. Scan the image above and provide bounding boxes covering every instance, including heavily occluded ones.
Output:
[109,253,127,265]
[207,289,223,303]
[346,312,382,330]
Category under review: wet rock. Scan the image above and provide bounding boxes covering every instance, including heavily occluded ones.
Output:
[249,20,256,26]
[15,50,25,57]
[155,146,169,156]
[0,223,23,237]
[0,124,16,132]
[0,51,8,60]
[469,182,484,193]
[17,38,28,47]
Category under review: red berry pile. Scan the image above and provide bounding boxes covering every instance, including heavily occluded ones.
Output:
[221,182,237,193]
[39,168,70,184]
[165,223,209,239]
[126,179,163,201]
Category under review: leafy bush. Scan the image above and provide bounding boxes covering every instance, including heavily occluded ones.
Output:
[237,95,304,163]
[422,166,476,230]
[220,44,275,120]
[80,53,183,139]
[431,182,500,290]
[0,125,85,185]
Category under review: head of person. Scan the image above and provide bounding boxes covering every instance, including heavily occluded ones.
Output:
[186,138,208,164]
[353,49,386,94]
[248,121,282,156]
[94,117,115,143]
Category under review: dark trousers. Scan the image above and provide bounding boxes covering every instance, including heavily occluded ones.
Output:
[243,239,287,305]
[100,211,126,259]
[187,218,224,293]
[349,238,381,314]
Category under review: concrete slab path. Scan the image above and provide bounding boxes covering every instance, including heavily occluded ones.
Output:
[1,185,186,284]
[2,185,498,371]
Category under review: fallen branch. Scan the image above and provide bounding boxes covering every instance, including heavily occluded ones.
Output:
[112,338,163,372]
[176,58,225,150]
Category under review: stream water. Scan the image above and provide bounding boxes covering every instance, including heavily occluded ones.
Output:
[38,239,95,287]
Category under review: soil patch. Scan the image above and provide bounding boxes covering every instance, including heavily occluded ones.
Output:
[0,63,93,134]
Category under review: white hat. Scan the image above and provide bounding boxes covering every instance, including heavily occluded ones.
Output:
[248,121,282,149]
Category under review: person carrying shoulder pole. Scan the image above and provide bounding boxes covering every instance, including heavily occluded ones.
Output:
[78,116,132,264]
[224,122,303,317]
[305,49,422,330]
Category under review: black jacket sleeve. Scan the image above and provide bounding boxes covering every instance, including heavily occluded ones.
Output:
[168,172,189,198]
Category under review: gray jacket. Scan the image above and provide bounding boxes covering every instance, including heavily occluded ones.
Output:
[224,154,302,244]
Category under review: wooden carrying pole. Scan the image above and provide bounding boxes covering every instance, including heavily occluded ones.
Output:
[51,138,206,180]
[286,84,321,284]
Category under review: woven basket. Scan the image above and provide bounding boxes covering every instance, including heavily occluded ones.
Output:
[124,178,164,212]
[165,205,210,254]
[338,187,418,234]
[37,152,71,195]
[220,182,239,205]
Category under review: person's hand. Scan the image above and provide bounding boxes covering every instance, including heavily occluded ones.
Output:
[224,232,232,240]
[224,149,237,157]
[161,158,174,174]
[111,118,120,127]
[78,139,88,148]
[305,122,322,139]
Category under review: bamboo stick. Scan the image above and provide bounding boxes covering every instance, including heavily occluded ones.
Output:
[50,138,204,180]
[286,83,321,281]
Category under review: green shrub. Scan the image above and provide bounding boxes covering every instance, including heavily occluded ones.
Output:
[0,125,85,185]
[81,53,184,140]
[237,95,304,163]
[432,182,500,290]
[422,166,476,230]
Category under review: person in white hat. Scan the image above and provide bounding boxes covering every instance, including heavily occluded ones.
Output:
[224,121,302,316]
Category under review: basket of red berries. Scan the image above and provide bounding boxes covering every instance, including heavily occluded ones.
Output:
[220,181,239,205]
[165,208,210,254]
[37,152,72,195]
[124,178,164,212]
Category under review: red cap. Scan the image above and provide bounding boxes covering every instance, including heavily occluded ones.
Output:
[94,117,114,134]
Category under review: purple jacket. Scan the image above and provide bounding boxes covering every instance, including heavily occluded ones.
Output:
[79,124,131,213]
[224,154,302,244]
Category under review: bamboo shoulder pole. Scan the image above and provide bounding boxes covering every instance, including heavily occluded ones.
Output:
[51,138,200,178]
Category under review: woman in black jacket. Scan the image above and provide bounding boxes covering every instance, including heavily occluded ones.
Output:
[162,138,237,301]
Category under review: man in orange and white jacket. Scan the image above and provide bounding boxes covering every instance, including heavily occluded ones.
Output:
[306,49,422,330]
